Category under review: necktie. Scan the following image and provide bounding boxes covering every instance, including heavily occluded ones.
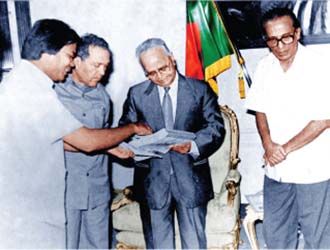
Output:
[162,87,174,129]
[162,87,174,174]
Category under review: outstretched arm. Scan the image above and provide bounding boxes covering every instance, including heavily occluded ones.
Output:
[63,123,151,153]
[64,142,134,159]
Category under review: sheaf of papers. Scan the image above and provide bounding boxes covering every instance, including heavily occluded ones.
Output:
[120,128,196,161]
[245,190,264,213]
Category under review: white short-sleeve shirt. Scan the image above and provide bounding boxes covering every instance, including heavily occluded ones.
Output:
[0,60,82,247]
[246,44,330,184]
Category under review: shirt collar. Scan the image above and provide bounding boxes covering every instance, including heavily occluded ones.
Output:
[67,75,95,94]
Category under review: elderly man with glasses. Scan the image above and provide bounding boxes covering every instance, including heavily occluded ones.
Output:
[119,38,225,249]
[246,7,330,249]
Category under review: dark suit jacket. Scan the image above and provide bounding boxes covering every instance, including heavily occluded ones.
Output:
[119,73,225,209]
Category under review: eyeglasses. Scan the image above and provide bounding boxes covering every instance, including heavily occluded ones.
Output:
[145,62,171,78]
[265,30,296,48]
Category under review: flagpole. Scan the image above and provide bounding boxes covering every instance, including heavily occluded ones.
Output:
[214,1,253,88]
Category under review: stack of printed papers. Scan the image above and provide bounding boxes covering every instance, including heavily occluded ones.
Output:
[120,128,196,161]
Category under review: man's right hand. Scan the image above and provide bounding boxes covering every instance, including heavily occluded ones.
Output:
[264,141,287,167]
[132,123,152,135]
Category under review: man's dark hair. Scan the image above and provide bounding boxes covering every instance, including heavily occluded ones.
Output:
[21,19,80,60]
[262,7,301,34]
[76,33,111,60]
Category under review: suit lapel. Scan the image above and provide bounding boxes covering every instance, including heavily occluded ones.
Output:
[175,74,194,130]
[143,81,165,131]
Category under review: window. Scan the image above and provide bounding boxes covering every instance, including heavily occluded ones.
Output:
[0,0,31,81]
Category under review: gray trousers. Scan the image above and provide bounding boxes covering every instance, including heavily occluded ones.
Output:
[66,202,109,249]
[150,176,207,249]
[263,176,330,249]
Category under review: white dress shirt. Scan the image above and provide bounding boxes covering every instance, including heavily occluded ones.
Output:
[246,44,330,184]
[157,72,200,158]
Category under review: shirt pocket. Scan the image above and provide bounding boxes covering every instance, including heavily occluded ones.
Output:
[85,104,108,128]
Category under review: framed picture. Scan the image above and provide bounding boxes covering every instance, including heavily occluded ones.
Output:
[216,0,330,49]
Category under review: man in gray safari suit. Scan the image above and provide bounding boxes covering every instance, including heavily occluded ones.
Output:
[120,38,225,249]
[55,34,134,249]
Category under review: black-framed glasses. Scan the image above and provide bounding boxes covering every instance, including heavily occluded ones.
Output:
[145,62,171,78]
[264,30,296,48]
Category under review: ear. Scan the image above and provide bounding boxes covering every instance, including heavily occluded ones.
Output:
[170,53,176,66]
[74,57,81,68]
[295,27,301,41]
[40,53,53,61]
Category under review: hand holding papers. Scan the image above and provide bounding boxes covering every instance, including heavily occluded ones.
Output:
[120,128,196,161]
[170,141,192,154]
[107,146,135,159]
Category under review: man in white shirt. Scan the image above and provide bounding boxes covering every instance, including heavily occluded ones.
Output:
[246,7,330,249]
[0,19,151,249]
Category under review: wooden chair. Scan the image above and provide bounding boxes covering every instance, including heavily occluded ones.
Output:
[243,205,264,250]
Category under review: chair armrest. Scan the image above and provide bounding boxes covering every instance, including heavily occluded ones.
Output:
[219,169,241,208]
[111,186,134,212]
[225,169,241,184]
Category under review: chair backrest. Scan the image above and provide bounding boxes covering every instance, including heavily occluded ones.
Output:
[208,105,240,194]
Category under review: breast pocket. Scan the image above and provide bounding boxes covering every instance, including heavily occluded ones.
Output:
[88,104,108,128]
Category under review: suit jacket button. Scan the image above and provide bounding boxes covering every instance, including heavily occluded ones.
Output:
[86,173,89,176]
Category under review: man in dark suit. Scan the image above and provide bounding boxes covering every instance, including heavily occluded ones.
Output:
[119,38,225,249]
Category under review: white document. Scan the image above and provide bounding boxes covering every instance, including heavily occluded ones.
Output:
[120,128,196,161]
[120,142,163,162]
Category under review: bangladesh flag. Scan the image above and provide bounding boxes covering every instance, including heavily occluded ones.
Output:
[186,0,233,95]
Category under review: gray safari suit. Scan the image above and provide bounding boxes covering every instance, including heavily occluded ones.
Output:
[120,73,225,248]
[55,77,111,249]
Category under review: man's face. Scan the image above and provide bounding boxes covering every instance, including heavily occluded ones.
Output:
[140,47,176,87]
[48,43,77,82]
[264,15,301,64]
[74,45,110,87]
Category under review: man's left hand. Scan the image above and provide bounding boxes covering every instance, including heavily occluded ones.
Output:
[170,141,191,154]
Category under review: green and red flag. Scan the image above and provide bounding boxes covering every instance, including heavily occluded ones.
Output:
[186,0,233,95]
